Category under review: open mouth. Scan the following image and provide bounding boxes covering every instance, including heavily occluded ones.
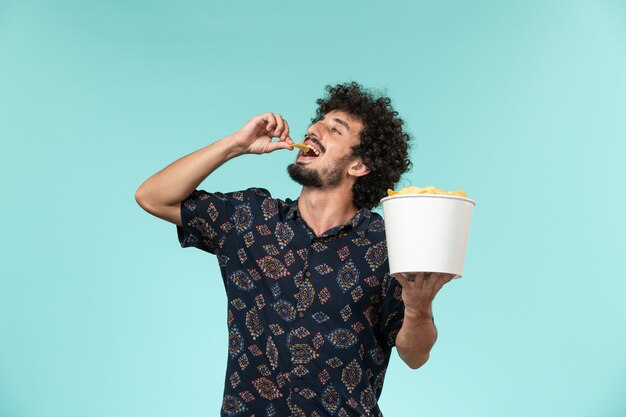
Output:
[297,137,324,161]
[301,146,319,157]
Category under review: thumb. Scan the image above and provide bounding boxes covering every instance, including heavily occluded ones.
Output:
[263,140,295,154]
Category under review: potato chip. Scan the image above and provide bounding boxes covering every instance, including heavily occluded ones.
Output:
[387,185,467,198]
[291,143,310,151]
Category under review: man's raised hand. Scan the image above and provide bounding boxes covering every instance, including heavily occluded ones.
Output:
[232,113,295,155]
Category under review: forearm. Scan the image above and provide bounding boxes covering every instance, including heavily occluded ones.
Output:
[395,308,437,369]
[135,135,244,207]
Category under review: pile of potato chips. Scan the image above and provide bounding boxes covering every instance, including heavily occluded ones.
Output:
[387,185,467,198]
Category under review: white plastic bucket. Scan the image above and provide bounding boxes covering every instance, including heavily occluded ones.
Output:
[381,194,476,278]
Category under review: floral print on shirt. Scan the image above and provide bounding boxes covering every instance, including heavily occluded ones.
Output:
[177,188,405,417]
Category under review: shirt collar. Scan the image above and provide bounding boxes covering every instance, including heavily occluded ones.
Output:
[286,198,371,237]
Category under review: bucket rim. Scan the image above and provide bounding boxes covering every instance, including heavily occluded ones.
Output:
[381,193,476,206]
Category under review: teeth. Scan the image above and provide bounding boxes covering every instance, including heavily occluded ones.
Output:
[300,140,320,156]
[306,144,320,155]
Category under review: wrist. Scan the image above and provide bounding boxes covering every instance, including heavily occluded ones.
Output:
[403,306,433,322]
[222,134,248,159]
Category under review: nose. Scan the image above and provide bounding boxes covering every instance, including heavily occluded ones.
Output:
[307,120,324,138]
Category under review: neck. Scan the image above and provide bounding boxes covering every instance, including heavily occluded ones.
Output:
[297,184,359,236]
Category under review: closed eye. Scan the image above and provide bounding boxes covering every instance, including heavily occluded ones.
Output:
[332,127,342,135]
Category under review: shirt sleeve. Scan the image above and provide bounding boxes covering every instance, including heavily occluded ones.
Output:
[378,272,406,348]
[176,188,271,254]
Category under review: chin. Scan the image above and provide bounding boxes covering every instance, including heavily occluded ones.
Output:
[287,163,323,188]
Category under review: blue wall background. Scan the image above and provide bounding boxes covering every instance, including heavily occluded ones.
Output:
[1,1,625,416]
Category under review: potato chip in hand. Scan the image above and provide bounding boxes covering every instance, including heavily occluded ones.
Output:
[291,143,310,152]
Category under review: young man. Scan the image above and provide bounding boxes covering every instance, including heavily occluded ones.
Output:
[135,82,454,416]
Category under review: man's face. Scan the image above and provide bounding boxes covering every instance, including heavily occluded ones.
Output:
[288,110,364,189]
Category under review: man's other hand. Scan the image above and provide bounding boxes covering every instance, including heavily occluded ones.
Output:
[392,272,455,317]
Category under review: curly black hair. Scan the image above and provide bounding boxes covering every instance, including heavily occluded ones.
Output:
[313,82,412,209]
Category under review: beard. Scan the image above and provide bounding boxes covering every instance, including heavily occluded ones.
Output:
[287,163,324,187]
[287,155,354,189]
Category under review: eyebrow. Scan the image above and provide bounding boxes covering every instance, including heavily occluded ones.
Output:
[333,118,351,132]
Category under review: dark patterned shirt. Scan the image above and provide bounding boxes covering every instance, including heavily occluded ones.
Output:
[176,188,405,417]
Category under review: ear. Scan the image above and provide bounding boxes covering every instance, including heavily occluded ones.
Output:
[347,159,371,177]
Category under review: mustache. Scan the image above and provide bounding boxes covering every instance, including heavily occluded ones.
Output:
[304,134,326,153]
